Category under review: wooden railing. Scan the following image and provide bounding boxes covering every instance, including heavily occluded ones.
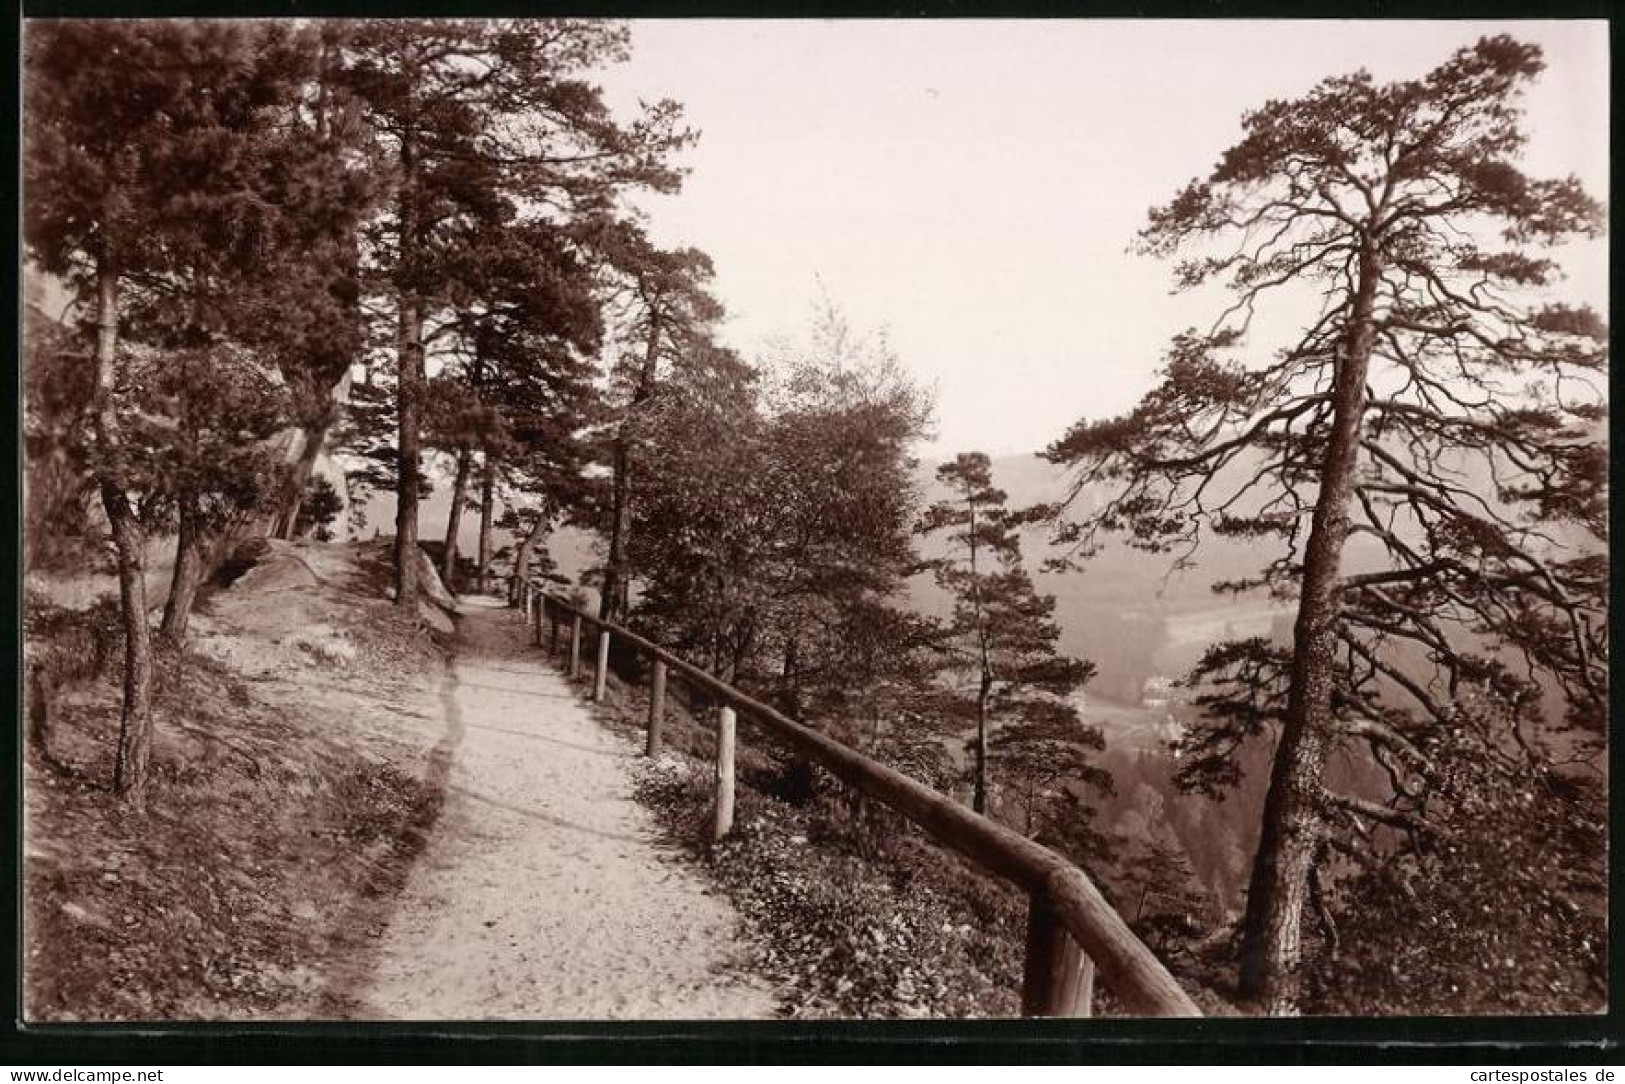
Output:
[524,587,1202,1019]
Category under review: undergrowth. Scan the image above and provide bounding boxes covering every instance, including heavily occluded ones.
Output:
[23,570,448,1021]
[572,653,1031,1020]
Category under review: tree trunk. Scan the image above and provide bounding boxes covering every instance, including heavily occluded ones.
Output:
[273,405,337,540]
[601,436,633,622]
[510,513,547,607]
[779,636,801,715]
[105,485,155,800]
[1238,242,1382,1014]
[779,635,818,801]
[601,307,662,622]
[27,662,52,763]
[968,495,992,817]
[728,621,755,688]
[160,496,205,643]
[393,132,423,611]
[476,455,496,592]
[441,446,472,588]
[973,670,991,815]
[93,259,155,801]
[277,43,354,542]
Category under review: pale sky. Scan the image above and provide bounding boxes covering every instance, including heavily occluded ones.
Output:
[594,20,1610,459]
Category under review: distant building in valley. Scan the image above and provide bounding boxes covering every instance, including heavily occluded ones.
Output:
[1142,675,1178,708]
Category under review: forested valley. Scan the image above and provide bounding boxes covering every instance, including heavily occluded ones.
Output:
[23,20,1607,1019]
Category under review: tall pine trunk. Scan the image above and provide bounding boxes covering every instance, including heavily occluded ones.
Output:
[276,49,354,543]
[441,447,472,588]
[160,495,204,642]
[601,309,662,621]
[968,498,990,816]
[601,437,632,620]
[510,513,546,607]
[476,456,495,592]
[393,131,423,610]
[972,667,991,814]
[93,259,155,801]
[1238,242,1381,1014]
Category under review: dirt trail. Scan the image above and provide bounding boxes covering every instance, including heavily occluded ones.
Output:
[331,597,776,1020]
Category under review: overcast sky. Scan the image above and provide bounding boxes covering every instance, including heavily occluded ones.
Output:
[594,20,1609,460]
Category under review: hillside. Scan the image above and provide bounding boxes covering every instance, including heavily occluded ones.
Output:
[24,540,458,1019]
[24,539,787,1021]
[25,537,1062,1020]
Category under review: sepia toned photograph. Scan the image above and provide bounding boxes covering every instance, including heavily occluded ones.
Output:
[19,17,1608,1026]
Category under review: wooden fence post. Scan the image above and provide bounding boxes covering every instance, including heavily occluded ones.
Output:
[519,599,1195,1017]
[646,660,667,757]
[1020,892,1091,1017]
[712,705,736,842]
[593,628,611,701]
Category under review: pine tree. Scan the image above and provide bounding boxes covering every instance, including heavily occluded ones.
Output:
[134,343,290,640]
[594,222,724,622]
[1042,37,1606,1011]
[918,453,1098,816]
[423,214,604,589]
[259,26,378,541]
[22,290,95,571]
[24,21,342,797]
[337,19,693,610]
[133,34,374,639]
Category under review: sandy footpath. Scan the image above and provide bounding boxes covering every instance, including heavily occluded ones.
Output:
[337,597,776,1020]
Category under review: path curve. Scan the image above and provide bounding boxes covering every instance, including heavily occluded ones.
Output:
[341,598,776,1020]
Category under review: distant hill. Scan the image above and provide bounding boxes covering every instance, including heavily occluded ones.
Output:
[356,443,1584,721]
[352,449,1297,705]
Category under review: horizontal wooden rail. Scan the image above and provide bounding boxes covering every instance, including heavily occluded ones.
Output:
[532,589,1201,1019]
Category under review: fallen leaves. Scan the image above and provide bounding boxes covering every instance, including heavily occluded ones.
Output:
[633,752,1025,1020]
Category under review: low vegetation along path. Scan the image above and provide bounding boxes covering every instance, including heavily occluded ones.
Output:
[334,596,775,1020]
